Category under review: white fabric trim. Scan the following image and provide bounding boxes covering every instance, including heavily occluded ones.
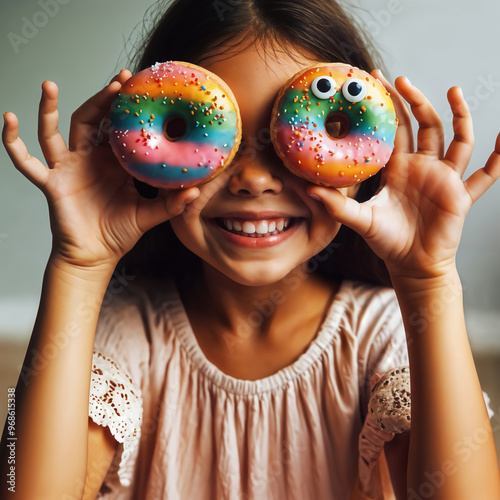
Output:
[483,391,495,419]
[89,351,143,487]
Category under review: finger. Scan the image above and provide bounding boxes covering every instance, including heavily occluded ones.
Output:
[370,373,382,391]
[394,76,445,158]
[443,87,474,175]
[68,79,122,151]
[98,69,133,146]
[37,81,69,167]
[464,132,500,204]
[135,187,201,233]
[372,69,414,154]
[3,112,49,188]
[109,68,132,86]
[307,185,374,238]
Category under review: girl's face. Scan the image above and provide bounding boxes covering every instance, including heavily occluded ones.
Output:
[170,43,357,286]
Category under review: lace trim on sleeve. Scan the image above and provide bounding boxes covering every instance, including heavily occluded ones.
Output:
[89,351,143,487]
[483,391,495,419]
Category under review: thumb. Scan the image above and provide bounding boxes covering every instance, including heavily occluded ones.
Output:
[307,185,373,237]
[370,373,382,391]
[135,187,200,232]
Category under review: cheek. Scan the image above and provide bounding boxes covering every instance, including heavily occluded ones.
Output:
[169,209,205,253]
[169,173,227,244]
[312,218,342,251]
[307,201,343,250]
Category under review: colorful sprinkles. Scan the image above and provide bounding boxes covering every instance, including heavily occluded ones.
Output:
[109,61,241,189]
[271,63,397,187]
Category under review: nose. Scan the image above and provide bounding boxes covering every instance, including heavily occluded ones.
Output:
[228,149,283,198]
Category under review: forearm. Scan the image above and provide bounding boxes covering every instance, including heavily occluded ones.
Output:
[391,269,500,499]
[0,255,114,499]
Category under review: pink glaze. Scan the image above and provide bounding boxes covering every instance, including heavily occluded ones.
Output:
[113,129,227,168]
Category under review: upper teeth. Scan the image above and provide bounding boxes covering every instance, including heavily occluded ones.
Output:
[222,218,290,236]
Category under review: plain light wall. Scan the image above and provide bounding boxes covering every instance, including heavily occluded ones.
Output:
[1,0,499,350]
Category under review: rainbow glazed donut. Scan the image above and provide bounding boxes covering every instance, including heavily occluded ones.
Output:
[271,63,397,187]
[109,62,242,189]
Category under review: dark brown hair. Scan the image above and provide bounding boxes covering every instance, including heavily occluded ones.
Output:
[118,0,391,287]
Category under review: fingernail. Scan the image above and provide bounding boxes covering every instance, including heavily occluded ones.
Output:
[308,193,322,201]
[404,76,412,86]
[457,87,464,98]
[184,194,199,205]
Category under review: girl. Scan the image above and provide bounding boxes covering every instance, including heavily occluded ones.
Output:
[1,0,500,498]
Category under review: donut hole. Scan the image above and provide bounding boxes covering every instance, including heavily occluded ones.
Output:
[325,113,350,140]
[163,116,187,142]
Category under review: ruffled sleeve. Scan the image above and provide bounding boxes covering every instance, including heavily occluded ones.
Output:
[353,283,409,418]
[89,351,143,487]
[89,281,151,487]
[352,283,494,422]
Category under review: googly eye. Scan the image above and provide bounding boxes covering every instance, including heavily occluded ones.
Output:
[311,76,338,99]
[342,78,367,103]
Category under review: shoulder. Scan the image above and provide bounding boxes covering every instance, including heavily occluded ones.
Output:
[328,281,408,417]
[335,280,401,334]
[95,274,174,342]
[333,280,407,373]
[338,279,397,304]
[93,275,180,380]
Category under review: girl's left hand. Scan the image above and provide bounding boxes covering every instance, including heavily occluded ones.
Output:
[307,72,500,280]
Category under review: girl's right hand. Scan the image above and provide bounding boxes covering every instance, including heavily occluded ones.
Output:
[2,70,200,271]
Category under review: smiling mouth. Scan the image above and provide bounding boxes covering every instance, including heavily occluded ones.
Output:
[215,217,295,238]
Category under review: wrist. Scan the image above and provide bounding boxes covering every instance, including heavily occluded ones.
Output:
[390,270,462,304]
[389,268,465,346]
[387,264,464,330]
[47,251,117,292]
[386,260,459,294]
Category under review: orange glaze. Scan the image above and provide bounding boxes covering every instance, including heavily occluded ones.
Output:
[109,62,242,189]
[271,63,397,187]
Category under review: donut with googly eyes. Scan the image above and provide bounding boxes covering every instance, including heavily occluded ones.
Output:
[109,61,242,189]
[271,63,397,187]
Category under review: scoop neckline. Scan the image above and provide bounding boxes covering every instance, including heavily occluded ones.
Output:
[167,279,350,396]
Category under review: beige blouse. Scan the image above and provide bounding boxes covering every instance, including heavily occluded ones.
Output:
[89,278,408,499]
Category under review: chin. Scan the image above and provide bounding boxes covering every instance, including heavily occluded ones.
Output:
[206,259,300,288]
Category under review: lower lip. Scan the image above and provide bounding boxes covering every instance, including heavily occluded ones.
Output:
[210,219,302,248]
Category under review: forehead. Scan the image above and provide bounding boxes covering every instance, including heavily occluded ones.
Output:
[202,43,321,113]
